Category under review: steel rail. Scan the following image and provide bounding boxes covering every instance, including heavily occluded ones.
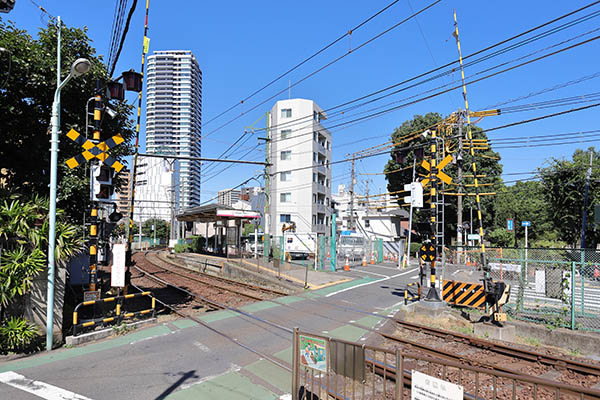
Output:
[154,251,288,297]
[141,252,268,302]
[394,319,600,377]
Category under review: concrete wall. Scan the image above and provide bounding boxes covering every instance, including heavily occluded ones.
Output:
[24,266,66,345]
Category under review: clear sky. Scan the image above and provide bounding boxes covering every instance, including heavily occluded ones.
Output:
[6,0,600,202]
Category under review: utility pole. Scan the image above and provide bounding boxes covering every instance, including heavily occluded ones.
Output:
[581,150,594,248]
[262,111,271,264]
[456,111,464,253]
[349,154,355,231]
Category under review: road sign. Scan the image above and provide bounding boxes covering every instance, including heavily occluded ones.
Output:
[420,155,453,186]
[467,233,480,241]
[521,221,531,227]
[111,243,126,287]
[83,290,100,302]
[506,219,514,232]
[419,243,436,262]
[65,128,125,172]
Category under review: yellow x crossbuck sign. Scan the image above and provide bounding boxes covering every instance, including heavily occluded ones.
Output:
[65,129,125,172]
[420,154,453,186]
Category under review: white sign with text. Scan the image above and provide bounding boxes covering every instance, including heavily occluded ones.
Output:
[111,244,126,287]
[411,370,463,400]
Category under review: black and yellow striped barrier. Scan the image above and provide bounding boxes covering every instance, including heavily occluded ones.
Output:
[442,279,486,309]
[72,291,155,336]
[404,281,421,305]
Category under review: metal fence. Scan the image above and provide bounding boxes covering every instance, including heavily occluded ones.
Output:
[447,246,600,332]
[291,328,600,399]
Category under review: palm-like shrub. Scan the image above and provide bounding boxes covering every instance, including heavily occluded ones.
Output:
[0,195,85,350]
[0,316,38,352]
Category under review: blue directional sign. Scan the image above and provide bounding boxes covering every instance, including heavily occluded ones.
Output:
[507,219,514,232]
[521,221,531,227]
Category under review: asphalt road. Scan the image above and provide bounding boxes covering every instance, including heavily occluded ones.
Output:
[0,261,421,400]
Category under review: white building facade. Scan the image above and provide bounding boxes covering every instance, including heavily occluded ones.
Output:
[145,50,202,210]
[269,99,332,236]
[133,156,180,224]
[217,189,241,206]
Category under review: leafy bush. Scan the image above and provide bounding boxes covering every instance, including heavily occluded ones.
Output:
[409,242,421,255]
[174,243,191,253]
[0,317,38,352]
[190,235,205,253]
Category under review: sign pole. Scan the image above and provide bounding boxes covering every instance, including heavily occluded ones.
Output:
[525,224,528,278]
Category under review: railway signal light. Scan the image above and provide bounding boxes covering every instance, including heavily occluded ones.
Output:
[91,164,114,202]
[403,182,423,208]
[0,0,15,13]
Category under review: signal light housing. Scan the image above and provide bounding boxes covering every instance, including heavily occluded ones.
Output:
[91,164,114,203]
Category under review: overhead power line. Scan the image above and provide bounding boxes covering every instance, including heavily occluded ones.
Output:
[202,0,442,139]
[201,0,405,129]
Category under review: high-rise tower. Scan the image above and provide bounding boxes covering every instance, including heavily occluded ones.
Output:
[145,50,202,210]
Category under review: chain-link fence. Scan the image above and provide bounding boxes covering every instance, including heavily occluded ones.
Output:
[447,246,600,332]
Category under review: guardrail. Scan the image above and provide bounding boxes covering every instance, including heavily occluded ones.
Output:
[404,281,421,305]
[72,291,156,336]
[291,328,600,399]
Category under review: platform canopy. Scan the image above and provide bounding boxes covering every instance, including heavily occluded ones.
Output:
[176,203,260,223]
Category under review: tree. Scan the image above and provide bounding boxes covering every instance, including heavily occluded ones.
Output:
[492,181,554,247]
[384,113,502,243]
[539,147,600,248]
[0,19,135,223]
[142,218,169,242]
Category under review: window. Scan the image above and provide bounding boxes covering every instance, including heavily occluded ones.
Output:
[281,129,291,139]
[280,214,291,223]
[365,219,370,228]
[313,215,317,225]
[312,173,317,183]
[281,108,292,118]
[280,192,291,203]
[313,132,318,141]
[280,171,291,182]
[313,194,317,203]
[313,152,317,162]
[280,151,291,160]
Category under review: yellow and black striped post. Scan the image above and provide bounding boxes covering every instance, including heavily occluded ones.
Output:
[425,130,441,301]
[89,206,98,291]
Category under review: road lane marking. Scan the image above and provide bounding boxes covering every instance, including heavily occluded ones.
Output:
[0,371,93,400]
[409,275,419,279]
[349,269,390,278]
[179,363,241,391]
[325,268,418,297]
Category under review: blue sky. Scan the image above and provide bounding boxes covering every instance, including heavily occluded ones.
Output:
[6,0,600,202]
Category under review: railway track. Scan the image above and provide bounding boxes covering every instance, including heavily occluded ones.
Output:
[134,251,282,304]
[154,251,288,298]
[389,318,600,379]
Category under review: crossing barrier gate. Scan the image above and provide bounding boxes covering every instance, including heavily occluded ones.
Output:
[404,282,421,305]
[72,291,156,336]
[442,279,486,309]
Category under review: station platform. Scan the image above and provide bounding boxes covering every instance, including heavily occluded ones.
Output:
[180,252,353,290]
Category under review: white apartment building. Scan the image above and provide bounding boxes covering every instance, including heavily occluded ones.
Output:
[145,50,202,210]
[217,189,241,206]
[133,156,180,224]
[269,99,332,236]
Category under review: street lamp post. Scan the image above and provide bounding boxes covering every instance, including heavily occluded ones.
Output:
[46,16,90,351]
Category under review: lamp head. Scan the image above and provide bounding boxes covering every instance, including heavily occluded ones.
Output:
[70,58,91,77]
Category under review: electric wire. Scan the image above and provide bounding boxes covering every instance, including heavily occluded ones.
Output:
[201,0,409,129]
[202,0,442,139]
[109,0,139,78]
[258,1,600,136]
